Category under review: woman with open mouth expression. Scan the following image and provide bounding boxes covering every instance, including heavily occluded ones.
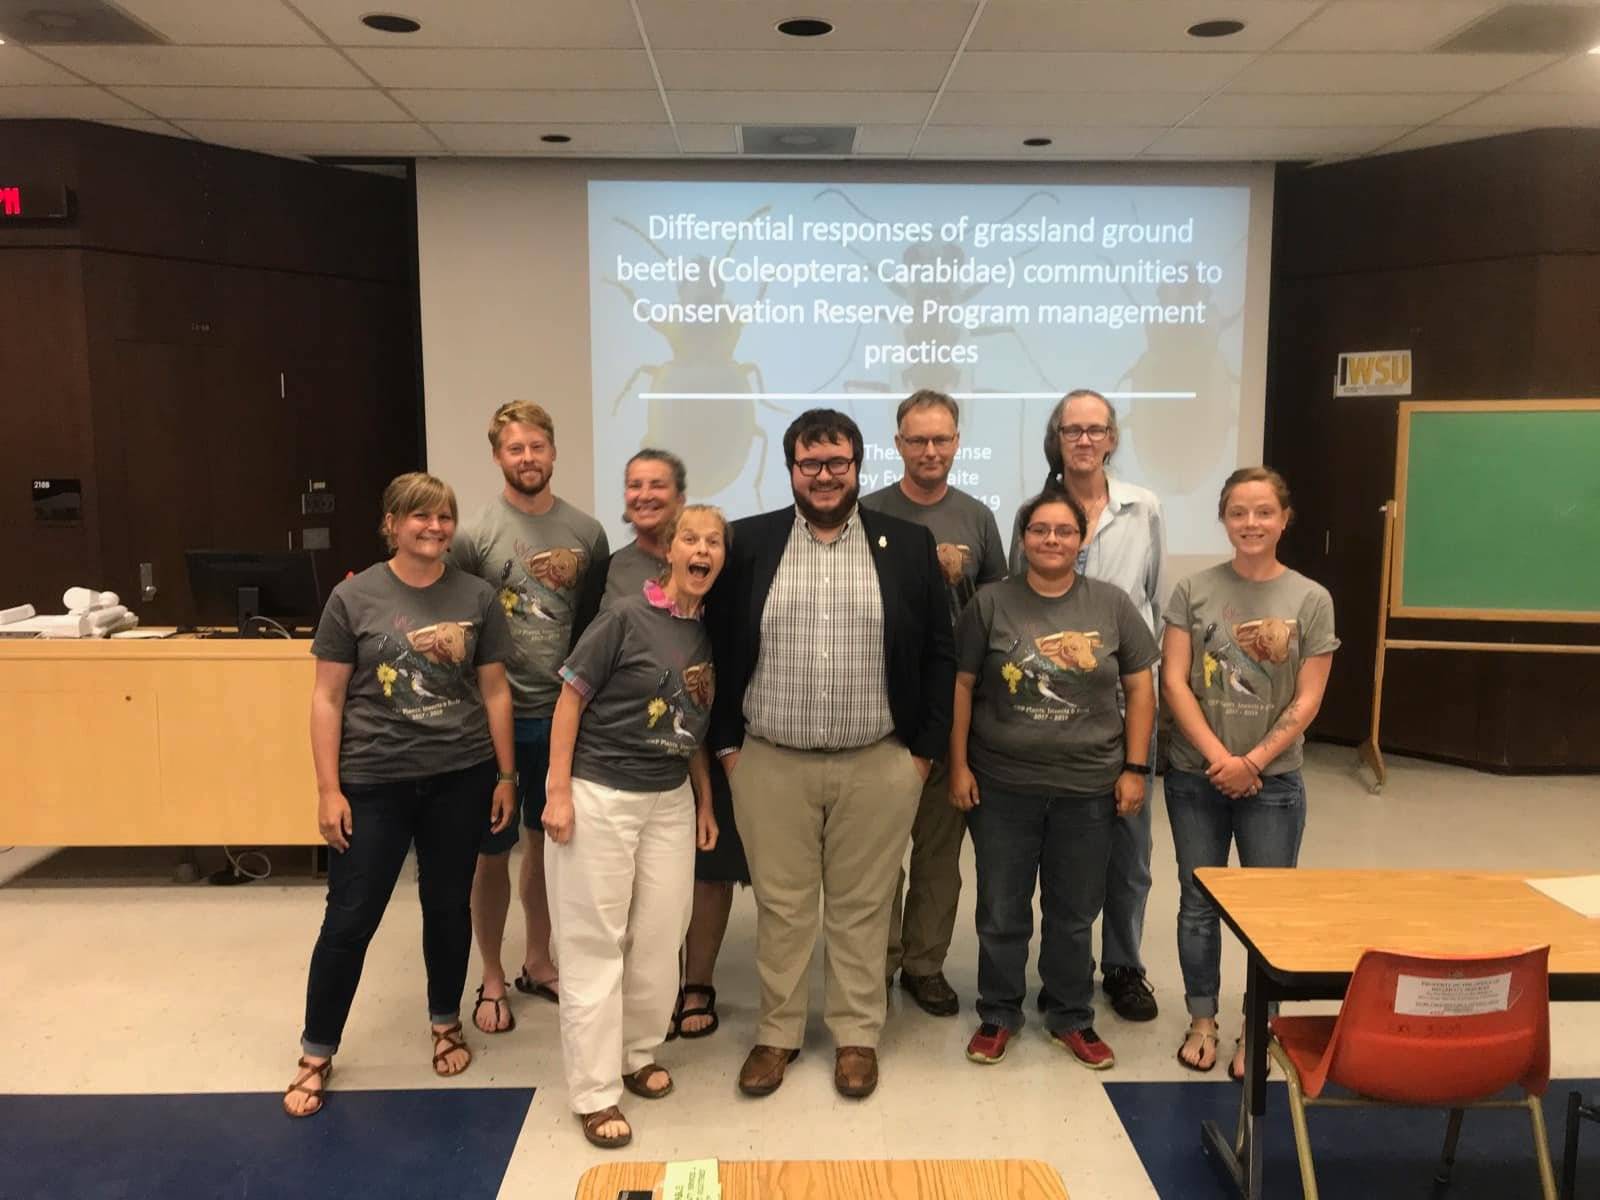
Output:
[541,505,728,1149]
[1161,467,1338,1078]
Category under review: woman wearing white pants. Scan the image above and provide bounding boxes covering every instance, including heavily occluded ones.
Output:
[542,505,727,1149]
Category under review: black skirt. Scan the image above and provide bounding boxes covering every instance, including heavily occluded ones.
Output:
[695,752,750,884]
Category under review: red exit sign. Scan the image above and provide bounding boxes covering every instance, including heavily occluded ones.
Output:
[0,185,74,220]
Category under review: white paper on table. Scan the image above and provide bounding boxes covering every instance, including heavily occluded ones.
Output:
[1395,972,1511,1016]
[663,1158,721,1200]
[1526,875,1600,919]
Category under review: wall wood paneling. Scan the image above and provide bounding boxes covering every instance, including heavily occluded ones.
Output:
[1266,129,1600,771]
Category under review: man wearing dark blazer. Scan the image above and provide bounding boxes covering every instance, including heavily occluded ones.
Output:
[708,408,955,1100]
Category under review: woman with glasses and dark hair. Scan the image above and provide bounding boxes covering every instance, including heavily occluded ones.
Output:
[1162,467,1337,1077]
[1009,389,1169,1024]
[953,486,1157,1071]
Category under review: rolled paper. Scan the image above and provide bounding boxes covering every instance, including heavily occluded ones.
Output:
[0,604,35,625]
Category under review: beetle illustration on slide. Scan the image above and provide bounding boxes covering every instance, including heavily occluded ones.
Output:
[604,207,789,506]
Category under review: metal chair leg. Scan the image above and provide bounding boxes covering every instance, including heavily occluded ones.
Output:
[1270,1041,1320,1200]
[1528,1094,1559,1200]
[1562,1092,1581,1200]
[1434,1108,1464,1187]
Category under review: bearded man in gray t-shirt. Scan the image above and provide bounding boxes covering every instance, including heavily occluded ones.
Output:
[449,401,609,1033]
[860,389,1005,1018]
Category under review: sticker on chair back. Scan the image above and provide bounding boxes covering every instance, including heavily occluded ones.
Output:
[1394,972,1512,1016]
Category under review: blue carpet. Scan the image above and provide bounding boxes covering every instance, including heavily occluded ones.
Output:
[1106,1078,1596,1199]
[0,1087,534,1200]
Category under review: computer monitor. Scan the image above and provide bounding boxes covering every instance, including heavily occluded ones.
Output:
[185,550,322,636]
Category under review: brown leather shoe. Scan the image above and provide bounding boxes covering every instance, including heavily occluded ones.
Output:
[834,1045,879,1098]
[738,1044,799,1097]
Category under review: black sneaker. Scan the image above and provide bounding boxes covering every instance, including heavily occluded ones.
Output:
[1102,967,1158,1022]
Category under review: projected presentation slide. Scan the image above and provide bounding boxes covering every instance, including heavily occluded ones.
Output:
[589,179,1252,553]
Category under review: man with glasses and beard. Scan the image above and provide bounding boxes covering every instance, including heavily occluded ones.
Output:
[861,389,1005,1019]
[451,401,609,1035]
[707,409,954,1101]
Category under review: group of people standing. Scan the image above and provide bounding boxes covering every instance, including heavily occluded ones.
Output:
[281,390,1337,1149]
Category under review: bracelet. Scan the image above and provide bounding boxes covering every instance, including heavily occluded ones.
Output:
[1121,761,1152,776]
[1240,754,1263,776]
[496,769,519,785]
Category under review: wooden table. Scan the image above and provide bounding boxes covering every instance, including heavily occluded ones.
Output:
[0,635,319,845]
[1194,868,1600,1200]
[575,1159,1070,1199]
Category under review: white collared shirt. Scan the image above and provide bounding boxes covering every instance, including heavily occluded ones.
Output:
[1010,475,1168,634]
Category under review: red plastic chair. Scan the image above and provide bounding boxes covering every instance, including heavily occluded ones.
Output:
[1268,946,1556,1200]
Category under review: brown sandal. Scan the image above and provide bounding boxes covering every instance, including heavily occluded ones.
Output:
[431,1021,472,1077]
[283,1056,331,1118]
[579,1105,633,1149]
[622,1062,674,1100]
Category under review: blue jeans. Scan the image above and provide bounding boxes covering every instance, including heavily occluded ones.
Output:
[1100,727,1158,976]
[1165,768,1307,1019]
[967,778,1115,1036]
[480,715,551,855]
[302,759,495,1056]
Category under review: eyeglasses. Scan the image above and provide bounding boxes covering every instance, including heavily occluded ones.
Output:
[794,457,855,478]
[1024,523,1082,541]
[1055,424,1110,443]
[899,435,955,451]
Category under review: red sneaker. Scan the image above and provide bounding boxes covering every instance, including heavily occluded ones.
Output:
[1052,1026,1115,1070]
[965,1022,1012,1064]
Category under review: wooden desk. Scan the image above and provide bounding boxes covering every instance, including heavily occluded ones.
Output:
[1193,868,1600,1200]
[0,636,318,845]
[574,1159,1070,1199]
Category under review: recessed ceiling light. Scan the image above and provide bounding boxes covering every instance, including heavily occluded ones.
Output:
[777,132,820,147]
[776,17,834,38]
[540,134,572,144]
[1023,137,1053,147]
[1590,43,1600,54]
[361,13,422,34]
[1187,19,1246,38]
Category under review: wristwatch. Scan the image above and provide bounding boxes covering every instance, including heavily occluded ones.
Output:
[496,769,519,785]
[1121,761,1153,776]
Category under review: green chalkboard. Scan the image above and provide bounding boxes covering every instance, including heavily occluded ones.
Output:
[1393,401,1600,621]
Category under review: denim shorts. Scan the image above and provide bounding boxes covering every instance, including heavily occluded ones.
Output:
[480,716,552,856]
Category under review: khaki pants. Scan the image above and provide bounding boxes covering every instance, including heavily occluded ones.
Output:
[730,736,922,1048]
[886,760,966,979]
[545,777,695,1113]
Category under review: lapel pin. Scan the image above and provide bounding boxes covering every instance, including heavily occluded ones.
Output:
[878,535,887,548]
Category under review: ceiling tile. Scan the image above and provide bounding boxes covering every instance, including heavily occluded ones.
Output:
[0,86,146,119]
[668,90,931,125]
[1276,1,1499,52]
[1374,124,1532,154]
[973,1,1321,53]
[1505,52,1600,93]
[948,52,1255,93]
[108,0,323,45]
[427,122,681,154]
[176,119,443,156]
[1144,125,1411,157]
[395,89,665,123]
[1443,91,1600,125]
[675,124,739,153]
[639,1,977,52]
[0,47,83,85]
[913,125,1161,156]
[93,117,191,137]
[294,0,641,48]
[32,46,368,88]
[1186,92,1477,128]
[1222,51,1559,93]
[654,50,952,91]
[930,90,1201,126]
[111,86,407,122]
[348,48,654,89]
[854,125,921,155]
